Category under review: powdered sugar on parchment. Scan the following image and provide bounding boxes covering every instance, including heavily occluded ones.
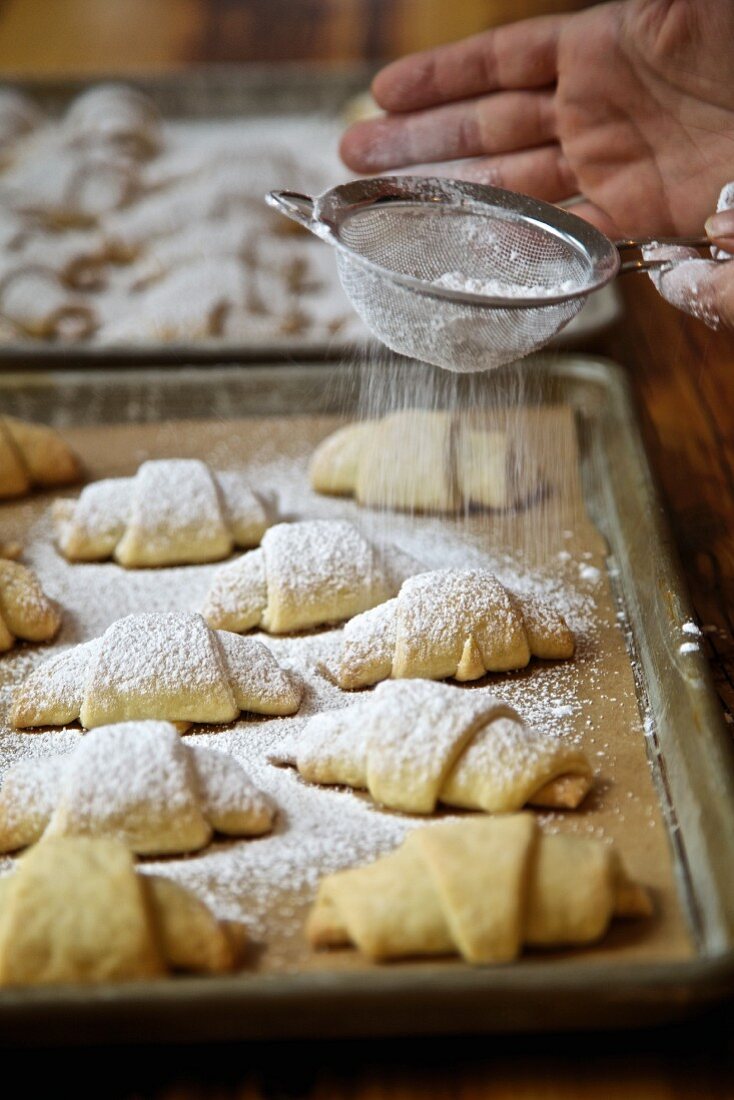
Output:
[0,415,660,969]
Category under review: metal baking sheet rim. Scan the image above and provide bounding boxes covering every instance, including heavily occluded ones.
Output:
[0,354,732,1042]
[0,63,622,367]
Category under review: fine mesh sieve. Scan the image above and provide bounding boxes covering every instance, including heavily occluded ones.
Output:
[266,177,719,373]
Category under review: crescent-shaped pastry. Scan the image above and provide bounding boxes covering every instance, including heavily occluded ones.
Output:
[329,569,574,689]
[308,814,652,964]
[203,519,399,635]
[0,836,243,985]
[0,415,81,499]
[2,144,139,226]
[0,267,96,338]
[0,719,275,855]
[17,229,109,290]
[63,84,162,159]
[273,680,592,814]
[96,258,245,342]
[309,409,548,514]
[10,611,301,729]
[0,558,61,653]
[53,458,268,566]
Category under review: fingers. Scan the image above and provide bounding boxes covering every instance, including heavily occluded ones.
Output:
[643,245,734,330]
[406,145,578,206]
[564,200,623,238]
[340,90,556,174]
[372,16,565,113]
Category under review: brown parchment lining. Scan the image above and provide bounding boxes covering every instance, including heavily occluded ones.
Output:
[0,406,692,977]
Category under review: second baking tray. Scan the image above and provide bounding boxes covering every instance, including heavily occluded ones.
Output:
[0,65,622,367]
[0,354,732,1041]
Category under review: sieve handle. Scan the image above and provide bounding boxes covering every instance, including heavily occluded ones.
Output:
[616,235,731,273]
[266,189,319,232]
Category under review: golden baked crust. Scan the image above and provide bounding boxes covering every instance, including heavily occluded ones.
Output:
[308,815,652,964]
[0,836,244,986]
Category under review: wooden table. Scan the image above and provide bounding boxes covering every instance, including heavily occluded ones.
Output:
[0,0,733,1093]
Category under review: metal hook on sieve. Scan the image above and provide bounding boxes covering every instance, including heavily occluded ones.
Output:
[616,237,730,274]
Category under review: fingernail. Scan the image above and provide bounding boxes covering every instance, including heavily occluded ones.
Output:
[705,209,734,239]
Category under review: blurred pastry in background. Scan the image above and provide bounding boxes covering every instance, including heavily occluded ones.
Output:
[0,415,82,498]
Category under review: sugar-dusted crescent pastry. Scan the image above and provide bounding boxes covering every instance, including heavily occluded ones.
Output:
[308,814,652,963]
[0,415,82,499]
[129,217,255,290]
[0,720,274,854]
[17,228,109,290]
[102,169,262,260]
[0,558,61,653]
[203,519,398,635]
[273,680,591,814]
[330,569,574,689]
[0,268,96,339]
[2,143,139,225]
[10,611,301,729]
[0,836,243,985]
[53,458,268,566]
[97,258,245,342]
[63,84,162,159]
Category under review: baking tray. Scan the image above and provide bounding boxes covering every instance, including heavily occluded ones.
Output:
[0,65,622,367]
[0,354,732,1044]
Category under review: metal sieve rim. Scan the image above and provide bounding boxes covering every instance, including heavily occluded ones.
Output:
[267,177,621,309]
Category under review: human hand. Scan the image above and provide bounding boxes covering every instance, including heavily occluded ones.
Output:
[341,0,734,239]
[644,183,734,329]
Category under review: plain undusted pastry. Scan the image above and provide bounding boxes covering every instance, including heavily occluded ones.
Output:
[307,814,652,963]
[10,611,301,729]
[309,408,546,513]
[330,569,574,689]
[0,558,61,653]
[0,836,243,985]
[273,680,591,814]
[53,458,268,566]
[0,720,275,855]
[203,519,398,635]
[311,410,458,513]
[0,415,82,498]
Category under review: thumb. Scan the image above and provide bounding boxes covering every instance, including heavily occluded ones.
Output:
[705,209,734,256]
[706,181,734,258]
